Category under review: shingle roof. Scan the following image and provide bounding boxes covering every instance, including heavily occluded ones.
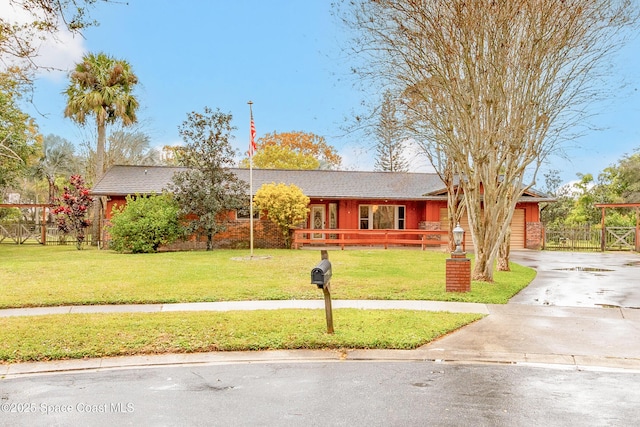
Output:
[92,166,183,196]
[235,168,445,200]
[91,165,553,201]
[92,165,446,200]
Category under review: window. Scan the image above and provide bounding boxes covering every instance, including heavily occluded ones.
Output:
[236,204,259,220]
[359,205,406,229]
[359,205,369,229]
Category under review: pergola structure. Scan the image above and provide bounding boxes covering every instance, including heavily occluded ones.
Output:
[0,203,51,244]
[594,203,640,252]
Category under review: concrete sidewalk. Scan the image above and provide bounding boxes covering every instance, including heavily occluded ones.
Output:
[0,299,489,318]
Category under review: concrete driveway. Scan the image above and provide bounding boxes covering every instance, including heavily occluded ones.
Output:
[510,250,640,309]
[418,250,640,367]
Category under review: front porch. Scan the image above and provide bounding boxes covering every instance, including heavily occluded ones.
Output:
[292,228,457,251]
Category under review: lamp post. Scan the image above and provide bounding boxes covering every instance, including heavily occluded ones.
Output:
[446,223,471,292]
[453,223,464,254]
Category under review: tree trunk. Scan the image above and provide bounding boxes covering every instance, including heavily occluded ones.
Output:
[497,228,511,272]
[96,119,106,182]
[465,175,517,282]
[47,177,56,205]
[91,119,106,247]
[472,248,492,282]
[284,228,293,249]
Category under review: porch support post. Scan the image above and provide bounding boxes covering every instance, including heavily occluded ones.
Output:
[601,207,606,252]
[636,208,640,252]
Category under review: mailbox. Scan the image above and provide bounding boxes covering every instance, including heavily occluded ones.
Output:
[311,259,332,288]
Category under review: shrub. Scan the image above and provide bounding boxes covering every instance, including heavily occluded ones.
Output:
[253,183,309,248]
[52,175,93,250]
[108,194,183,253]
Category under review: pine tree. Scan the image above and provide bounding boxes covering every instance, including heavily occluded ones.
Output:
[373,90,408,172]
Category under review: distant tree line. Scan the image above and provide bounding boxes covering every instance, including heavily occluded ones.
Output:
[542,148,640,228]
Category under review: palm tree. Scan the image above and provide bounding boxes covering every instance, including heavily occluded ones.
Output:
[64,52,138,245]
[64,52,139,183]
[33,134,77,204]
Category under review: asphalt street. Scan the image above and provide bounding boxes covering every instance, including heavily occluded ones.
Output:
[2,361,640,427]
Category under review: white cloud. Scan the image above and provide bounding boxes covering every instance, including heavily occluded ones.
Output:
[32,31,86,81]
[404,139,437,173]
[340,139,438,173]
[340,146,374,171]
[0,2,86,81]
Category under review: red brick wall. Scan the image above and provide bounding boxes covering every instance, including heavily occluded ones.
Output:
[212,219,286,249]
[446,254,471,292]
[419,220,445,246]
[526,222,543,250]
[161,219,286,251]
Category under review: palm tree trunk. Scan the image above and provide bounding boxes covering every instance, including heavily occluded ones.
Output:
[91,118,107,246]
[96,116,106,182]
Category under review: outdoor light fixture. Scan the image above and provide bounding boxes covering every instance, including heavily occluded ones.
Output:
[447,223,471,293]
[453,223,464,253]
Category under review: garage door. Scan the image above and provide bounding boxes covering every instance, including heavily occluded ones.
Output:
[510,209,525,249]
[440,208,525,250]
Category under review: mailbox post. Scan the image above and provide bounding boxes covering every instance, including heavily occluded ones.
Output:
[311,250,334,334]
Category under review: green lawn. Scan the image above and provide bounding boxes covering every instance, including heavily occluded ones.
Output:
[0,245,535,308]
[0,245,535,362]
[0,309,483,363]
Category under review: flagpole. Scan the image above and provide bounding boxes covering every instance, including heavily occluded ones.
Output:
[248,101,255,258]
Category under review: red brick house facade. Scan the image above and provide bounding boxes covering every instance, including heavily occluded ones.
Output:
[91,165,552,250]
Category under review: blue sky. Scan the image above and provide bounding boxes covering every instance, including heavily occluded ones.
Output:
[12,1,640,185]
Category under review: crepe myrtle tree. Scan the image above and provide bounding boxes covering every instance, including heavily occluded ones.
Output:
[340,0,640,281]
[53,174,94,250]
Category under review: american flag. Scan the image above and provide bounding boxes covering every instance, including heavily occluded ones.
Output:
[249,116,257,157]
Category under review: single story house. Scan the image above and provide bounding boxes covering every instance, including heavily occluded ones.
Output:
[91,165,553,250]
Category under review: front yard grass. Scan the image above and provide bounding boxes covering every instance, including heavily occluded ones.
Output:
[0,309,484,363]
[0,245,532,362]
[0,245,535,308]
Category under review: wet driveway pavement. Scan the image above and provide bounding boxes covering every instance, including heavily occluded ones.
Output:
[419,250,640,367]
[510,250,640,309]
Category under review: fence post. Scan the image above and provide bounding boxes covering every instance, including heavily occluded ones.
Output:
[636,207,640,252]
[600,207,606,252]
[41,206,47,245]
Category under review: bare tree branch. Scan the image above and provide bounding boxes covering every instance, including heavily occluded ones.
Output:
[339,0,639,280]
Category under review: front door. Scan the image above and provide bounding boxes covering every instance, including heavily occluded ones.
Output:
[311,205,325,239]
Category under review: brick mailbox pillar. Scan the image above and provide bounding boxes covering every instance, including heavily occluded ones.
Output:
[446,252,471,292]
[446,223,471,292]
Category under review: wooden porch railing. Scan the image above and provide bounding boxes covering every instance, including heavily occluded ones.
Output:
[292,228,457,251]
